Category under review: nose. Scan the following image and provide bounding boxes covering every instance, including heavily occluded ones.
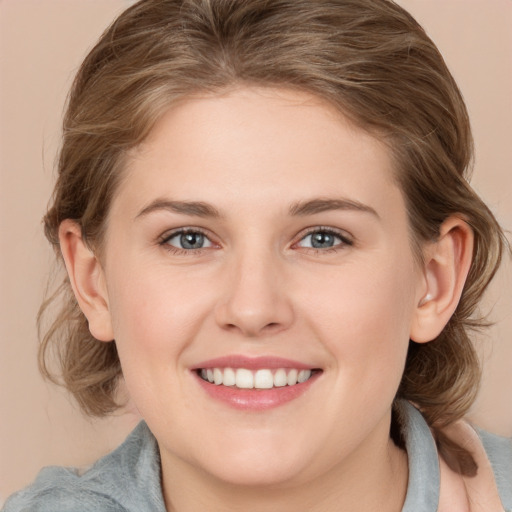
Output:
[214,248,294,338]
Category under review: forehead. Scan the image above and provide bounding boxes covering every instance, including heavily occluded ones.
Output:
[114,87,401,218]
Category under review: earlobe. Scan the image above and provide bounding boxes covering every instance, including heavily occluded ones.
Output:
[410,217,474,343]
[58,220,114,342]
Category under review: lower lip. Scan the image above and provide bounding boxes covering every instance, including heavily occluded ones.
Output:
[194,372,320,410]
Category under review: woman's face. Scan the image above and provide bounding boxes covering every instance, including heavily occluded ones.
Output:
[101,87,424,487]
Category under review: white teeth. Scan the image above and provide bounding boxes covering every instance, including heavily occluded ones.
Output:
[298,369,312,383]
[235,368,254,389]
[223,367,236,386]
[254,369,274,389]
[213,368,223,385]
[287,369,298,386]
[199,367,315,388]
[273,368,288,387]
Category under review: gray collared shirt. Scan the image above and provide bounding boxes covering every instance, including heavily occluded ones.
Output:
[3,402,512,511]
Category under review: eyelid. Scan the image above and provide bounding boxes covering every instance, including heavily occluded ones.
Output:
[156,225,353,254]
[159,226,209,242]
[293,226,354,249]
[158,226,218,253]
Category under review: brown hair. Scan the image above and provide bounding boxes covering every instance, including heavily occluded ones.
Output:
[39,0,507,475]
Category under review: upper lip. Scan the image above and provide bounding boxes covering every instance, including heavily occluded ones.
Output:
[192,355,318,370]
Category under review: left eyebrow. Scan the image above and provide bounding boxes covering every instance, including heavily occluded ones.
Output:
[288,198,380,218]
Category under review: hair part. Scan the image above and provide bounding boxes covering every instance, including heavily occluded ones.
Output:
[39,0,508,475]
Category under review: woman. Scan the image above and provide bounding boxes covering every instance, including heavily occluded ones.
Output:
[3,0,511,510]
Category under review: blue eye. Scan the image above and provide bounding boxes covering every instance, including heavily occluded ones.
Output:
[297,229,351,249]
[163,230,213,250]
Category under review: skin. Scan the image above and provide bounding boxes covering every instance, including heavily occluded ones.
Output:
[60,87,474,511]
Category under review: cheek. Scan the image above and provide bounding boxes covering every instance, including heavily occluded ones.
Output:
[104,256,227,391]
[105,264,202,368]
[303,254,418,382]
[110,281,193,347]
[105,269,207,417]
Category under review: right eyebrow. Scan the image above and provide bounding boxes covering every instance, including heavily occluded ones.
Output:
[135,199,222,220]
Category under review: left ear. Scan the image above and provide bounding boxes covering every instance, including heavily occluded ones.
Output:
[410,216,474,343]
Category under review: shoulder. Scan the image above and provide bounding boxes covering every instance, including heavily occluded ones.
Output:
[2,422,166,512]
[478,429,512,510]
[438,419,512,511]
[398,401,512,511]
[2,465,127,512]
[2,466,126,511]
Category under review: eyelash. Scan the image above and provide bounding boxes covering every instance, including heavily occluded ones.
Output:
[158,227,214,256]
[158,226,353,256]
[294,226,353,253]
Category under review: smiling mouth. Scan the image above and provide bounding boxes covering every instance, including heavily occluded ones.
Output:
[197,367,320,389]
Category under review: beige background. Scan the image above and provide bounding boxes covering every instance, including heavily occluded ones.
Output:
[0,0,511,505]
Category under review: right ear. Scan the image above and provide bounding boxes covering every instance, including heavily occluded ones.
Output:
[58,219,114,342]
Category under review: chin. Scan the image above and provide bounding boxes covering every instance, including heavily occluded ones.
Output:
[201,456,306,488]
[182,431,316,488]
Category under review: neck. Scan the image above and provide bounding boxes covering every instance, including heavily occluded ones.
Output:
[160,428,408,512]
